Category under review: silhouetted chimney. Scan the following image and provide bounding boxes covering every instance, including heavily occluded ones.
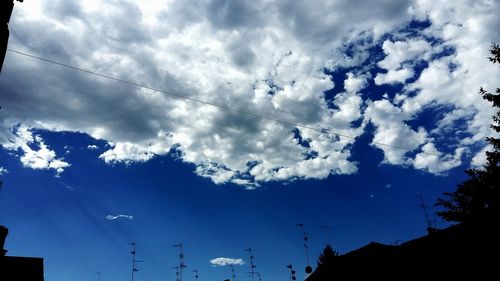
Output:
[0,225,8,256]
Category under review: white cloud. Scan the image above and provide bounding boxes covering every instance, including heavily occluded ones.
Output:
[470,144,491,169]
[0,167,8,175]
[209,257,244,267]
[105,214,134,221]
[377,39,434,71]
[1,125,70,175]
[87,144,98,150]
[374,68,414,85]
[365,99,428,165]
[0,0,498,185]
[344,72,368,93]
[413,143,465,174]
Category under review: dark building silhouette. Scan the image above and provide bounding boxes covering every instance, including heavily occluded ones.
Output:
[0,226,44,281]
[1,0,23,73]
[306,220,499,280]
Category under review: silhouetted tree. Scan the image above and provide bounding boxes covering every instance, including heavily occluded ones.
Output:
[317,245,339,267]
[436,43,500,222]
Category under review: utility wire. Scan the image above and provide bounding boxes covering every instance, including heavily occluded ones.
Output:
[5,48,480,162]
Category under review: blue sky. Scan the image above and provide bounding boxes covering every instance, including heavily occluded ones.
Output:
[1,1,499,281]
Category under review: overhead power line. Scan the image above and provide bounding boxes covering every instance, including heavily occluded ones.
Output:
[5,48,479,162]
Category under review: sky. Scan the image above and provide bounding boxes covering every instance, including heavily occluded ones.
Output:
[0,0,499,280]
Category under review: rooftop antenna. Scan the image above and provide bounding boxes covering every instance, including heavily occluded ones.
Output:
[95,272,101,281]
[320,225,333,246]
[172,266,180,281]
[244,247,256,281]
[173,243,186,281]
[286,264,296,281]
[129,242,143,281]
[192,269,199,281]
[230,264,236,281]
[256,272,262,281]
[415,194,437,234]
[296,223,312,274]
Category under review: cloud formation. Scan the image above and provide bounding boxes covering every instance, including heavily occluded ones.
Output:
[0,0,498,186]
[105,214,134,221]
[0,167,7,175]
[209,257,244,267]
[1,125,70,175]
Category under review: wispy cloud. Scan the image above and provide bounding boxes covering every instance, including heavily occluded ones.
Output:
[87,145,99,150]
[0,167,8,175]
[209,257,244,267]
[105,214,134,221]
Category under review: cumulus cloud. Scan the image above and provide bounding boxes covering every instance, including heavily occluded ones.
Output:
[0,0,498,184]
[87,144,98,150]
[0,167,8,175]
[413,143,465,174]
[1,125,70,175]
[374,68,414,85]
[209,257,244,267]
[365,99,428,165]
[377,39,434,71]
[105,214,134,221]
[344,72,368,93]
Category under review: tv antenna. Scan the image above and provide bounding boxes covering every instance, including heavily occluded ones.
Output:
[296,223,312,274]
[230,264,236,281]
[286,264,297,281]
[244,247,257,281]
[173,243,187,281]
[255,272,262,281]
[193,269,199,281]
[129,242,143,281]
[320,225,333,246]
[415,194,437,233]
[172,266,180,281]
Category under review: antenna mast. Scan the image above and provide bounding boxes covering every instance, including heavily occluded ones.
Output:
[320,225,333,246]
[193,269,199,281]
[172,266,180,281]
[296,223,312,274]
[173,243,186,281]
[415,194,436,233]
[244,247,256,281]
[230,264,236,281]
[129,242,142,281]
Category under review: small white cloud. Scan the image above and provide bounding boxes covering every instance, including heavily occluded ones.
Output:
[413,143,464,175]
[0,167,8,175]
[2,126,70,176]
[87,144,99,150]
[344,72,368,93]
[374,68,414,85]
[377,39,433,71]
[470,144,491,169]
[105,214,134,221]
[209,257,244,267]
